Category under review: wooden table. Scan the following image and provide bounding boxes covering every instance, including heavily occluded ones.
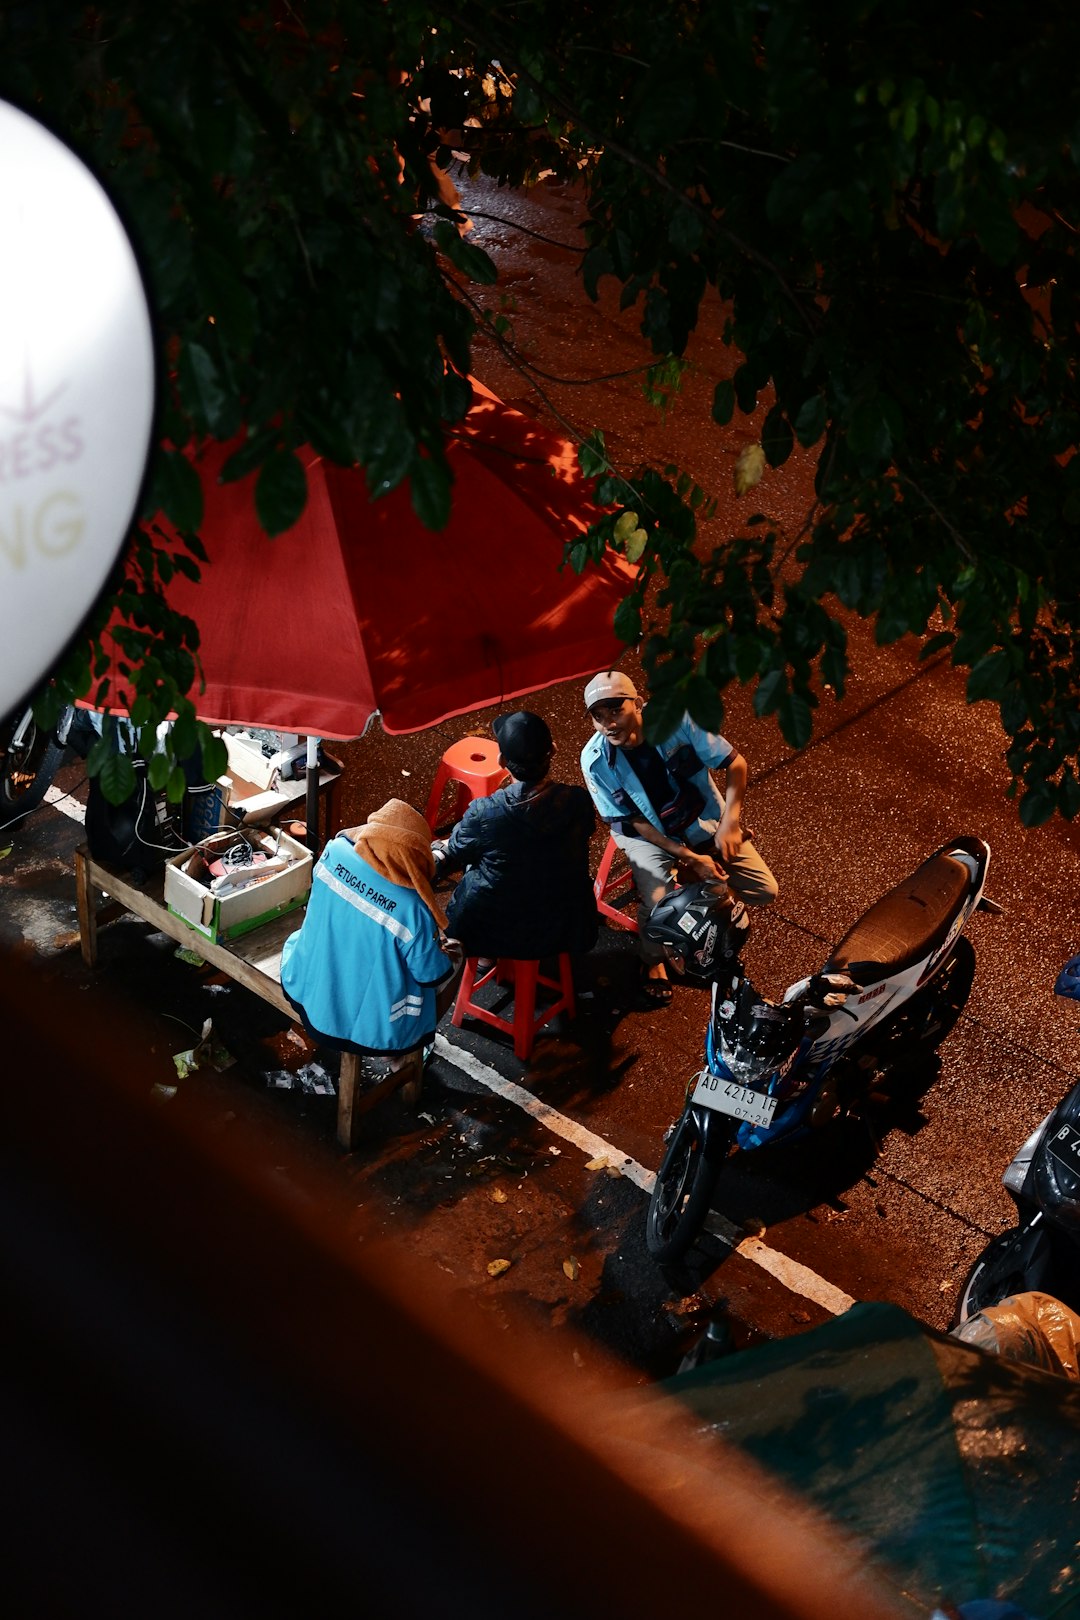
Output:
[74,845,416,1149]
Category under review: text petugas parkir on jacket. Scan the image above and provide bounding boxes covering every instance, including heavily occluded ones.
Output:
[280,834,451,1055]
[580,713,734,842]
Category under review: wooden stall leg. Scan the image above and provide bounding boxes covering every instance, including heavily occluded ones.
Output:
[337,1052,362,1151]
[74,846,97,969]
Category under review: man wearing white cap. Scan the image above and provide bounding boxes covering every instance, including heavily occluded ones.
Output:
[580,671,777,1004]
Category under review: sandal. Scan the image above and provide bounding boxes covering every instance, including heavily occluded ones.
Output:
[637,970,673,1008]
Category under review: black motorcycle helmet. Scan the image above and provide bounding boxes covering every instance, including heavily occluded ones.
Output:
[643,881,750,981]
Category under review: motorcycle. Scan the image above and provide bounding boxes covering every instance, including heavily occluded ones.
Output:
[0,700,78,831]
[953,955,1080,1323]
[645,834,992,1264]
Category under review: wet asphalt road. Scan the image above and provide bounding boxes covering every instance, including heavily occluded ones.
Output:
[6,175,1080,1387]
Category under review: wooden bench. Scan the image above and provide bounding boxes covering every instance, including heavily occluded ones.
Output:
[74,845,419,1150]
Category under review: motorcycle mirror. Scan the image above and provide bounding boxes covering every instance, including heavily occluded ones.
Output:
[1054,955,1080,1001]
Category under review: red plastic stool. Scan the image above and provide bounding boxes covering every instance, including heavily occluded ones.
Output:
[452,955,576,1061]
[425,737,511,831]
[593,833,639,932]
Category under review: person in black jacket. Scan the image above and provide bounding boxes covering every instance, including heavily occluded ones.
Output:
[433,711,598,962]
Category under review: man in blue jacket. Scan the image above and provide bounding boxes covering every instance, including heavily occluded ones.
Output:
[580,670,777,1004]
[281,799,461,1072]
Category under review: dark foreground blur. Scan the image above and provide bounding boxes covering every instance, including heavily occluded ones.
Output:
[0,948,910,1620]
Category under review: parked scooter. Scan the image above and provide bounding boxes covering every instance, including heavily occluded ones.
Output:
[0,700,78,831]
[953,956,1080,1323]
[644,834,992,1264]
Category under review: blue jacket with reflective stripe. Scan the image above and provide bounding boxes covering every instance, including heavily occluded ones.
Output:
[280,835,450,1054]
[579,712,733,845]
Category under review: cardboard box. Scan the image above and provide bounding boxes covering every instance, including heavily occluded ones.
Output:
[225,774,297,826]
[164,827,312,943]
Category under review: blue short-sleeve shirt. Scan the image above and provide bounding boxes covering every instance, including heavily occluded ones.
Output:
[580,711,733,845]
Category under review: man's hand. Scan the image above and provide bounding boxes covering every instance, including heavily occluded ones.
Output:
[677,848,725,884]
[714,814,743,866]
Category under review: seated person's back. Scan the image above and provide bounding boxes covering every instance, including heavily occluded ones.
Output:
[437,712,598,961]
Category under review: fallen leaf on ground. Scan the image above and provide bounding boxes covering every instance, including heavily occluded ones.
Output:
[490,1187,508,1204]
[563,1256,580,1281]
[733,441,766,495]
[487,1258,512,1278]
[0,845,12,860]
[172,1048,197,1079]
[585,1156,610,1172]
[664,1293,708,1318]
[174,947,205,966]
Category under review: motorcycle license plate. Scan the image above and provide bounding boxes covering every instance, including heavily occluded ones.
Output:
[1047,1120,1080,1175]
[691,1070,776,1129]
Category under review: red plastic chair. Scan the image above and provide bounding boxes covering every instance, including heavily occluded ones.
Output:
[452,955,576,1061]
[592,833,639,932]
[424,737,511,831]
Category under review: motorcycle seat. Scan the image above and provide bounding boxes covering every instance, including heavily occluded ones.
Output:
[823,852,970,984]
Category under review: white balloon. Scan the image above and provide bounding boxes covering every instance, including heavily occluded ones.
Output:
[0,98,155,716]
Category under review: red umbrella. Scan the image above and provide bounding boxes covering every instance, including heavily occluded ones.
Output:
[159,381,636,740]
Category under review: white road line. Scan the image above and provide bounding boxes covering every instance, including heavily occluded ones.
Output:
[433,1034,856,1316]
[45,785,86,824]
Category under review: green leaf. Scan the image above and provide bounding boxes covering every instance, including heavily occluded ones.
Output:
[668,204,703,255]
[711,379,736,426]
[582,244,614,301]
[578,430,608,480]
[409,452,452,530]
[965,651,1010,704]
[761,405,794,469]
[753,669,786,717]
[98,751,137,805]
[177,340,238,438]
[153,451,204,533]
[919,631,955,660]
[847,400,893,465]
[220,429,278,485]
[794,394,827,449]
[196,248,256,352]
[147,751,171,791]
[613,596,642,643]
[1020,785,1057,828]
[1000,684,1028,734]
[643,684,688,744]
[200,732,228,783]
[735,634,763,682]
[434,220,498,284]
[255,450,308,537]
[777,690,814,750]
[166,764,188,804]
[624,528,648,563]
[684,674,724,732]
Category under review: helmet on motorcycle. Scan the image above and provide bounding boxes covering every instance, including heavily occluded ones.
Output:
[643,881,750,981]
